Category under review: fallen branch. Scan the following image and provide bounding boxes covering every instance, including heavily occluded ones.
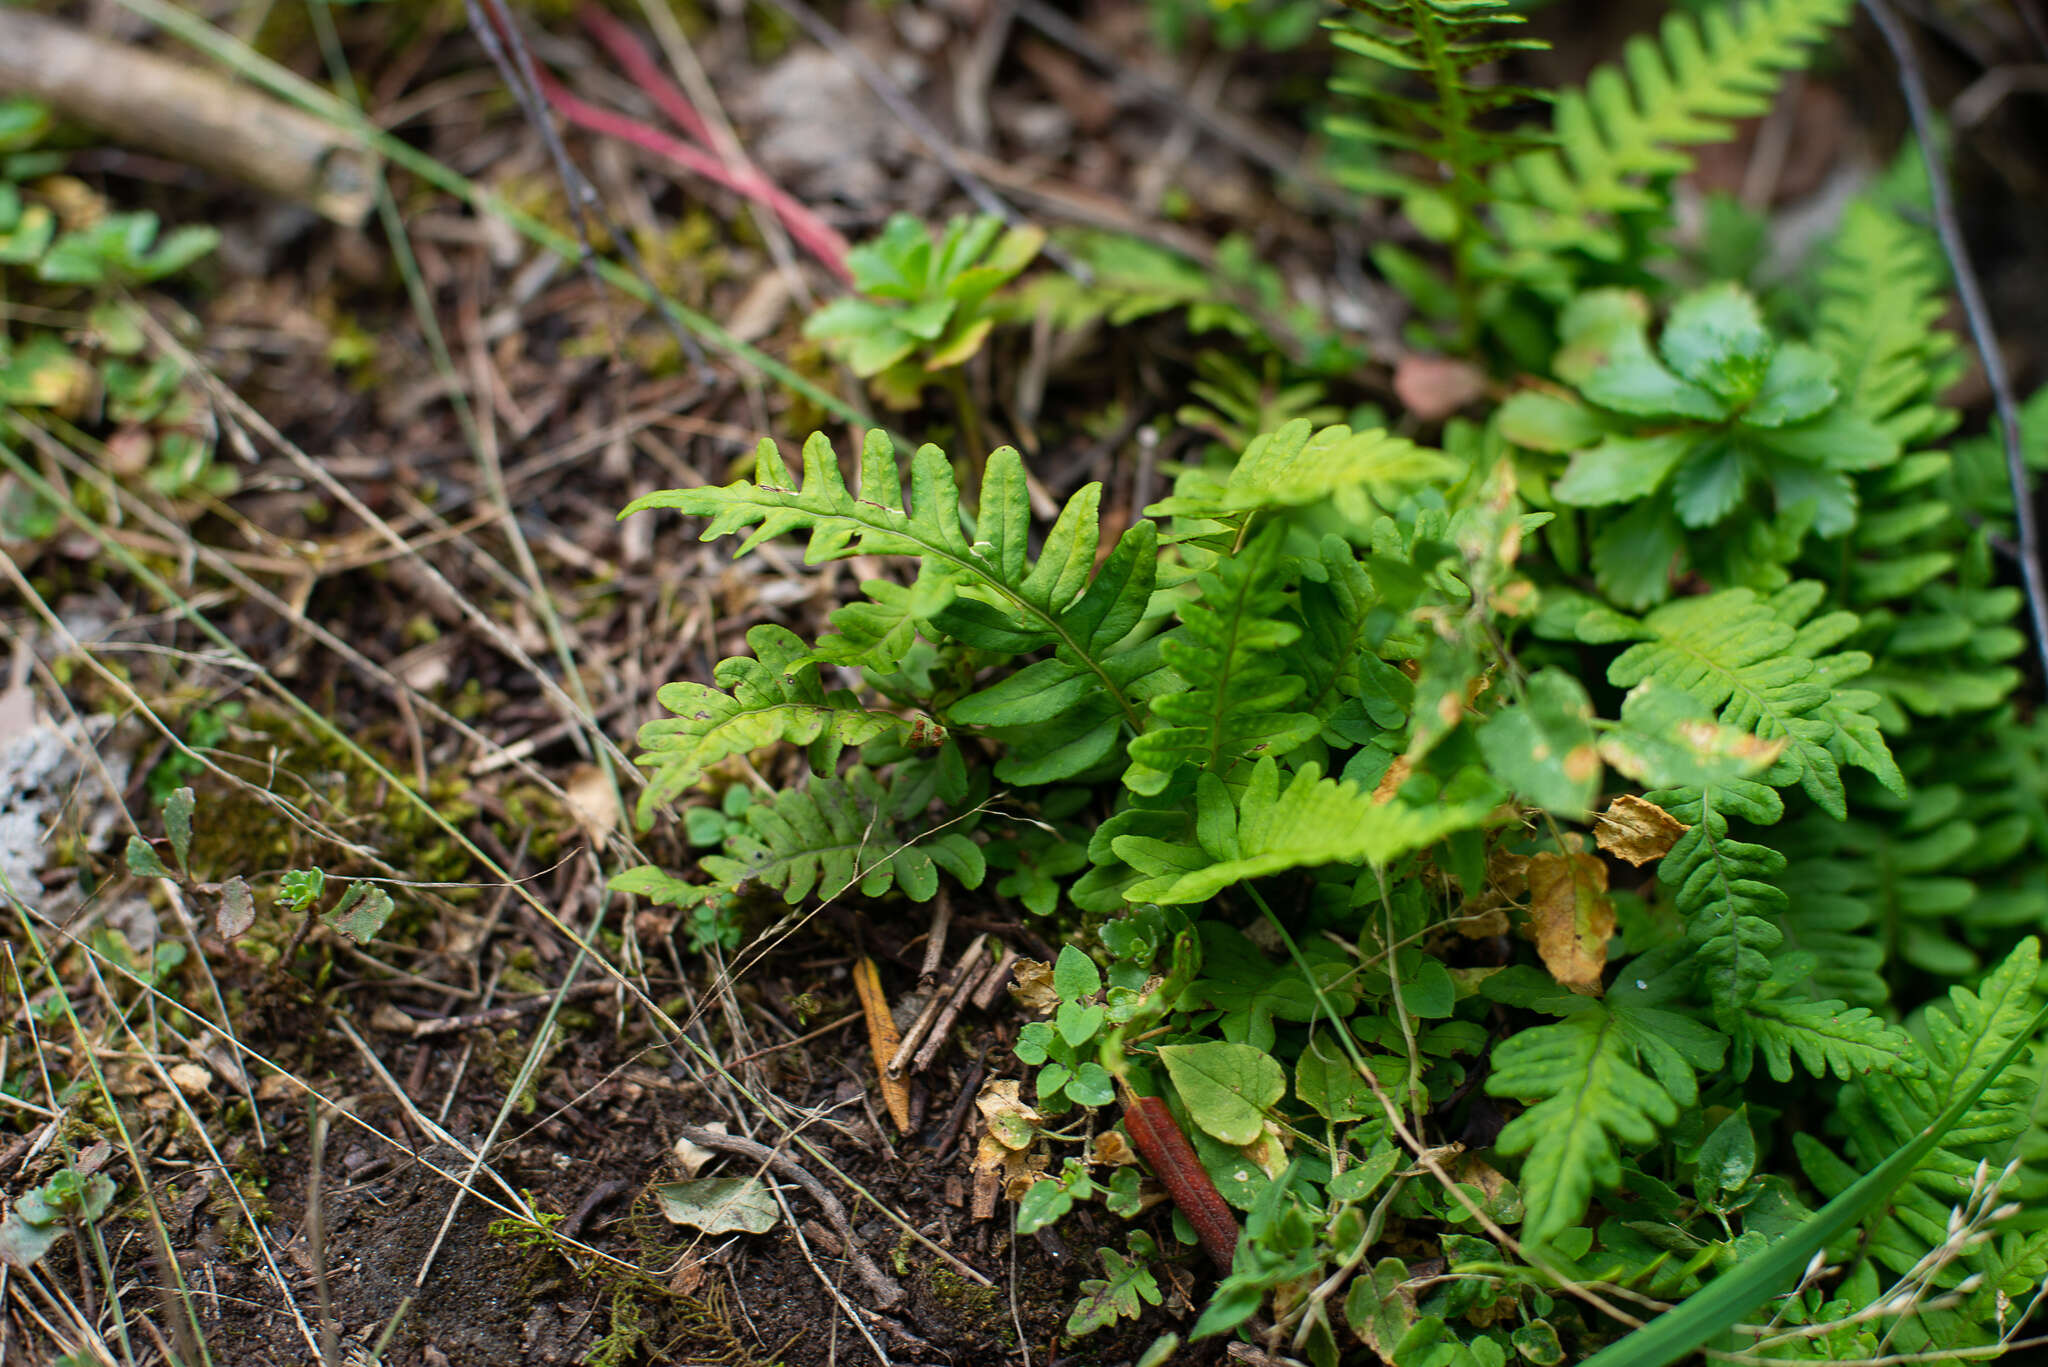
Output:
[0,8,373,225]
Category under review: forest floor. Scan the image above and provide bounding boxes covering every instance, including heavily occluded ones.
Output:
[3,1,2046,1364]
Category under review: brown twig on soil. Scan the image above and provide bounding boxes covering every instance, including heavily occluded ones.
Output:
[1864,0,2048,684]
[0,7,372,224]
[911,945,1003,1074]
[971,947,1019,1012]
[406,981,614,1037]
[672,1125,907,1309]
[887,933,989,1076]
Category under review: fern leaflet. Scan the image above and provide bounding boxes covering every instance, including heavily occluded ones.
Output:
[1485,1002,1684,1246]
[1731,983,1920,1084]
[623,432,1167,782]
[1113,758,1499,904]
[1495,0,1855,269]
[1124,525,1317,796]
[700,767,986,905]
[1796,939,2044,1278]
[631,623,939,826]
[1582,582,1903,816]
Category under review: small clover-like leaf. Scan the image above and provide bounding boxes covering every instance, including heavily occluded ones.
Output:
[275,867,327,912]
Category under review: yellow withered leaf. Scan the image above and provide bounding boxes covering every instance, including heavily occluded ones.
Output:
[1595,794,1690,866]
[1526,851,1614,996]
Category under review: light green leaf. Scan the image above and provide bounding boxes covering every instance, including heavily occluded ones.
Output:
[164,786,195,874]
[1159,1041,1286,1145]
[654,1178,780,1235]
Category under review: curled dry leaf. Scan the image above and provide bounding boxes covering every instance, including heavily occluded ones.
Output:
[167,1062,211,1097]
[1007,957,1059,1013]
[674,1125,723,1178]
[1525,850,1614,996]
[851,957,912,1131]
[974,1079,1047,1199]
[1595,793,1690,866]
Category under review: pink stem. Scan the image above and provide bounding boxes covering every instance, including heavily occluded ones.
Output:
[535,72,852,282]
[578,3,716,147]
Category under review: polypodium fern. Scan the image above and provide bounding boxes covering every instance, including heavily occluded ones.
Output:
[1644,779,1787,1020]
[1323,0,1548,336]
[1730,981,1919,1084]
[630,622,941,826]
[1493,0,1856,274]
[621,433,1168,783]
[1113,758,1501,904]
[1576,581,1903,817]
[1123,525,1316,796]
[699,766,986,905]
[1484,999,1700,1246]
[1795,937,2044,1339]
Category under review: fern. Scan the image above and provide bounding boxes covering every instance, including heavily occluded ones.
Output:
[699,766,986,905]
[1578,582,1903,817]
[1113,758,1500,904]
[630,623,940,826]
[1484,997,1721,1245]
[1730,982,1920,1084]
[1644,779,1787,1020]
[1494,0,1856,273]
[1123,525,1317,796]
[622,432,1167,783]
[1323,0,1548,334]
[1796,939,2043,1287]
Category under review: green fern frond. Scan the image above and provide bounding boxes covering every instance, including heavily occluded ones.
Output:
[1646,779,1786,1018]
[1584,582,1903,816]
[1124,525,1318,796]
[1796,938,2044,1278]
[1149,418,1459,549]
[622,432,1167,782]
[1495,0,1854,269]
[1731,983,1920,1083]
[1485,1002,1683,1246]
[700,767,986,905]
[1113,758,1500,904]
[1814,199,1963,445]
[631,623,940,826]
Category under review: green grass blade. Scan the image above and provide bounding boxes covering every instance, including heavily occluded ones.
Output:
[1579,1000,2048,1367]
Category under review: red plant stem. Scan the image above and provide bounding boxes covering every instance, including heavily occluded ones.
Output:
[578,3,717,147]
[1121,1092,1240,1271]
[533,74,853,282]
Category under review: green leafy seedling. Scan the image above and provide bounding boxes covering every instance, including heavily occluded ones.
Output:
[803,212,1043,409]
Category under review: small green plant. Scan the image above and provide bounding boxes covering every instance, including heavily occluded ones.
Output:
[610,1,2048,1361]
[803,212,1043,410]
[0,1167,116,1269]
[0,96,229,511]
[125,788,393,955]
[1504,283,1896,608]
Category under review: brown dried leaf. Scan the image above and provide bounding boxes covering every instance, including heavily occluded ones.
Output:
[1526,851,1614,996]
[1595,794,1690,866]
[974,1079,1042,1152]
[215,875,255,940]
[852,957,912,1131]
[1007,957,1058,1013]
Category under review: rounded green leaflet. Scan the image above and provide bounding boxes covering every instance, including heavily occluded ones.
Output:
[1158,1041,1285,1145]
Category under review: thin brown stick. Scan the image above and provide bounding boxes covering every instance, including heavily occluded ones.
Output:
[888,933,989,1075]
